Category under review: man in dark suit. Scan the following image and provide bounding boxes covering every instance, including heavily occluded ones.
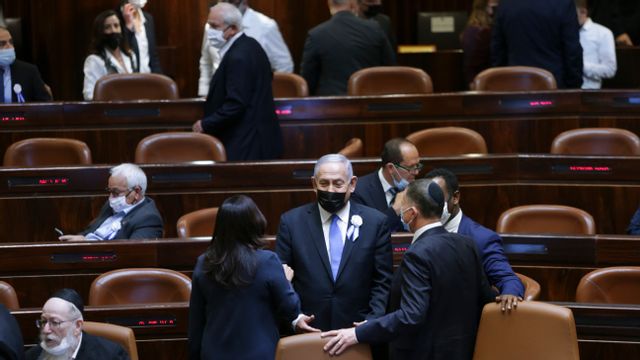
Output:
[276,153,393,331]
[351,138,421,232]
[322,179,495,359]
[26,288,129,360]
[491,0,583,88]
[0,304,24,360]
[0,27,50,103]
[192,2,283,161]
[426,168,524,311]
[59,163,163,241]
[300,0,395,96]
[118,0,162,73]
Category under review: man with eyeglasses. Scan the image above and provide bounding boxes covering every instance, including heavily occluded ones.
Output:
[58,163,163,241]
[26,288,129,360]
[351,138,422,232]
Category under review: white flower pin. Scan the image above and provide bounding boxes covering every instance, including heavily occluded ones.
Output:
[346,215,363,242]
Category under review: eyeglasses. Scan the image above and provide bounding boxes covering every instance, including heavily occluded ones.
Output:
[105,187,132,197]
[394,162,424,173]
[35,318,73,329]
[0,39,14,48]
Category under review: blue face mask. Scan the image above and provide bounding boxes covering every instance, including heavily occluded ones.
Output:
[0,48,15,67]
[391,165,410,191]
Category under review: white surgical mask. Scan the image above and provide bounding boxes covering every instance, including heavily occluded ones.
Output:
[0,48,16,67]
[440,200,451,225]
[206,27,226,49]
[400,207,415,231]
[109,194,134,213]
[129,0,147,9]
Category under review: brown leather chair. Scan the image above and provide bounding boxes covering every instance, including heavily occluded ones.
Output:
[472,66,557,91]
[135,132,227,163]
[93,73,179,101]
[3,138,92,167]
[0,281,19,310]
[576,267,640,304]
[347,66,433,96]
[176,207,219,239]
[338,137,364,158]
[406,127,488,156]
[273,72,309,98]
[83,321,139,360]
[275,333,372,360]
[472,302,579,360]
[550,128,640,156]
[516,273,541,301]
[496,205,596,235]
[88,268,191,306]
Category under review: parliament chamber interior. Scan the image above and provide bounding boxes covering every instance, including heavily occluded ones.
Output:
[1,0,640,359]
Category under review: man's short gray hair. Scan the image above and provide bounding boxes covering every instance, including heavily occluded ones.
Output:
[314,153,353,179]
[214,2,243,29]
[110,163,147,195]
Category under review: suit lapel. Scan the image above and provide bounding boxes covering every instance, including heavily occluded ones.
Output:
[335,203,359,281]
[306,205,333,281]
[370,175,389,209]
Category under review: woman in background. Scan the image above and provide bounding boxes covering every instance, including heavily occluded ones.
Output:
[462,0,499,87]
[188,195,317,360]
[83,10,138,100]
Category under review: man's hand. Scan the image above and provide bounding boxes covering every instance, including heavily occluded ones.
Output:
[122,3,137,31]
[282,264,294,282]
[321,328,358,356]
[295,314,320,333]
[59,235,86,242]
[616,33,634,46]
[192,120,203,133]
[495,294,523,312]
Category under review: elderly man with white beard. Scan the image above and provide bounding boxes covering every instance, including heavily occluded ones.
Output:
[26,289,129,360]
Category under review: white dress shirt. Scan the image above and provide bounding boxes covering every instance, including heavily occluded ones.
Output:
[197,7,294,96]
[318,201,350,259]
[71,332,83,359]
[377,168,396,206]
[1,65,11,103]
[134,9,151,74]
[580,18,617,89]
[83,51,137,100]
[412,221,442,244]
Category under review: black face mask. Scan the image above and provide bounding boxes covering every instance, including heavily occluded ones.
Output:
[104,33,122,50]
[317,190,347,213]
[363,5,383,18]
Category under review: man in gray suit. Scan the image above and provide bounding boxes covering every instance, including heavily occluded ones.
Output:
[300,0,395,96]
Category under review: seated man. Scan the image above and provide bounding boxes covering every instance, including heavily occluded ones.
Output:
[426,168,524,310]
[0,26,51,103]
[351,138,421,232]
[59,163,163,241]
[26,288,129,360]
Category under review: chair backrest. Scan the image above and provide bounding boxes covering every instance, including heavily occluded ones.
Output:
[496,205,596,235]
[473,302,579,360]
[472,66,557,91]
[273,72,309,98]
[338,138,364,158]
[516,273,541,301]
[576,266,640,304]
[348,66,433,96]
[135,132,226,163]
[3,138,92,167]
[93,73,179,101]
[550,128,640,156]
[406,127,488,156]
[176,207,218,239]
[89,268,192,306]
[0,281,19,310]
[83,321,139,360]
[275,333,372,360]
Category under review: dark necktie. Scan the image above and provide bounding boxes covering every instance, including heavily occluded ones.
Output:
[388,187,399,206]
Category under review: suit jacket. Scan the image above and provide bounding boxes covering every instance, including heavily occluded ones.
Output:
[276,201,393,331]
[458,214,524,297]
[26,332,129,360]
[119,10,162,74]
[0,304,24,360]
[356,226,495,360]
[81,197,163,240]
[188,250,301,360]
[351,171,403,232]
[202,34,283,161]
[300,10,395,96]
[491,0,583,88]
[8,60,50,102]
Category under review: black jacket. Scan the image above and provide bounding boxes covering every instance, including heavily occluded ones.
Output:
[81,197,163,240]
[26,332,129,360]
[8,60,51,102]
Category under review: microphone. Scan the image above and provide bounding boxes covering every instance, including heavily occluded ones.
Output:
[13,83,25,103]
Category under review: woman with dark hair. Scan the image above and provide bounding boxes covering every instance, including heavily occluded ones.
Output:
[188,195,317,360]
[461,0,499,87]
[82,10,138,100]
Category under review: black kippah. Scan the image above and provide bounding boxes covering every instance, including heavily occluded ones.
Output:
[427,181,444,208]
[52,288,84,314]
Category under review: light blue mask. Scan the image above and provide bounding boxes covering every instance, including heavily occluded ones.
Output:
[392,165,410,191]
[0,48,15,67]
